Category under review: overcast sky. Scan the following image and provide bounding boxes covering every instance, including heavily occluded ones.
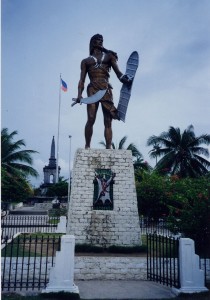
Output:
[2,0,210,187]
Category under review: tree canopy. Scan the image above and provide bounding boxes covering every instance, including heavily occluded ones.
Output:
[147,125,210,178]
[1,128,38,201]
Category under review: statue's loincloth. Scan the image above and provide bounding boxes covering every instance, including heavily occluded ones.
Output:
[87,80,119,120]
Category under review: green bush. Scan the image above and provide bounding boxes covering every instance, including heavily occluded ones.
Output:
[137,173,210,255]
[75,243,104,253]
[108,245,147,254]
[75,243,147,254]
[136,173,170,219]
[167,179,210,256]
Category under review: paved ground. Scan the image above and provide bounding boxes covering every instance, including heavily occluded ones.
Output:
[75,280,177,299]
[3,281,210,299]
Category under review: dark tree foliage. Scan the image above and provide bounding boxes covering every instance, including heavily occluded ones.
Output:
[1,128,38,202]
[147,125,210,178]
[136,172,210,254]
[46,180,68,197]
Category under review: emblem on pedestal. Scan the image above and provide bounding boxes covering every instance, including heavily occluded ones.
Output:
[93,169,115,210]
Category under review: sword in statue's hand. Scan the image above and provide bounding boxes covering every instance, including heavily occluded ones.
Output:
[71,89,107,107]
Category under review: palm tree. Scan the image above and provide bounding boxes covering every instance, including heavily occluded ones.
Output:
[149,142,161,165]
[99,135,142,159]
[1,128,39,179]
[147,125,210,178]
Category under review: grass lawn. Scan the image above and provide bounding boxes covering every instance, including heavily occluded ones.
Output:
[1,233,61,257]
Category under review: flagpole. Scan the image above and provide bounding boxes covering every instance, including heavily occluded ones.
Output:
[67,135,72,203]
[56,74,62,183]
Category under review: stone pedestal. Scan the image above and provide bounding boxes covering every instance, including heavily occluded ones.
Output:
[67,149,141,247]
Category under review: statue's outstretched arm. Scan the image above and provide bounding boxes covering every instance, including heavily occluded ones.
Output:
[110,54,132,85]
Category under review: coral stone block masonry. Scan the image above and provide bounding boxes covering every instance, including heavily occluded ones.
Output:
[67,149,141,246]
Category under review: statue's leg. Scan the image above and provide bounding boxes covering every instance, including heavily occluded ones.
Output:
[85,103,99,149]
[102,105,113,149]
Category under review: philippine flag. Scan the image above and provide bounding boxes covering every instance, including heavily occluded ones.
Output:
[61,79,68,92]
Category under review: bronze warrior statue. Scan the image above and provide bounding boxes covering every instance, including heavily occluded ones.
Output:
[76,34,131,149]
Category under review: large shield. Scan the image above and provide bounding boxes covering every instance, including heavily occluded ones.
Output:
[117,51,139,122]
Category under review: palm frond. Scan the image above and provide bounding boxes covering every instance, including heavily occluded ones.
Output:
[167,126,181,146]
[147,125,210,178]
[1,128,39,179]
[127,143,142,158]
[118,136,127,149]
[190,146,209,157]
[99,140,106,148]
[193,154,210,169]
